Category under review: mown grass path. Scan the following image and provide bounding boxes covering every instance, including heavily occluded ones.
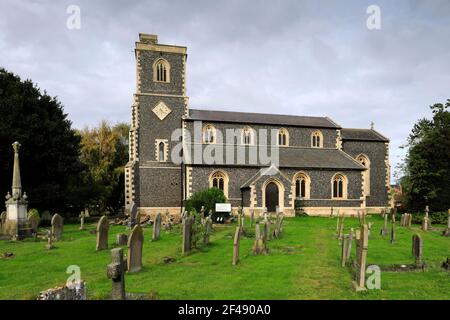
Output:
[0,216,448,299]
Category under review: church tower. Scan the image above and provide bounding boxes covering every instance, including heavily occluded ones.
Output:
[125,34,188,217]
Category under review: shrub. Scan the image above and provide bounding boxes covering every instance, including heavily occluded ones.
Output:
[185,188,227,217]
[294,197,307,216]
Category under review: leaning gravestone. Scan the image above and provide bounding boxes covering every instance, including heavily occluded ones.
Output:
[182,216,194,255]
[152,213,162,241]
[390,220,396,244]
[79,212,85,230]
[28,210,40,233]
[107,247,126,300]
[353,224,368,292]
[232,226,241,266]
[127,225,144,273]
[96,216,109,251]
[51,214,63,241]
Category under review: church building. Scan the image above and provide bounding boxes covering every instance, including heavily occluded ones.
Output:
[125,34,390,217]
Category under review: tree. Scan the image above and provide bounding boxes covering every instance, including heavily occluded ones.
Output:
[77,121,129,214]
[401,100,450,212]
[0,68,82,212]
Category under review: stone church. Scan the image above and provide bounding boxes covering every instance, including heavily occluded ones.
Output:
[125,34,390,217]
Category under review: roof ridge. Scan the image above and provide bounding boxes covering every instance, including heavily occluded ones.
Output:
[190,108,329,119]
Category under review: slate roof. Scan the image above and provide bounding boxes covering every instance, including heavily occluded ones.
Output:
[186,109,341,129]
[341,128,389,142]
[183,144,365,170]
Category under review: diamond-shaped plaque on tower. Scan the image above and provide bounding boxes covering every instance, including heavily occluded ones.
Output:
[152,102,171,120]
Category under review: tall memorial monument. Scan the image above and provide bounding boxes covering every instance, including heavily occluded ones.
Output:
[4,142,31,239]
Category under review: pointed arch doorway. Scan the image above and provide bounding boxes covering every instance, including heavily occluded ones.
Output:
[265,182,279,212]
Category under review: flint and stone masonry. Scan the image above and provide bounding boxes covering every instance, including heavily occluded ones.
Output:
[124,34,390,218]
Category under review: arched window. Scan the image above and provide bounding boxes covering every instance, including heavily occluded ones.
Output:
[209,170,229,198]
[241,127,254,145]
[158,142,165,161]
[202,124,216,144]
[153,59,170,83]
[155,139,168,162]
[311,130,323,148]
[332,173,347,199]
[293,172,310,199]
[357,154,370,196]
[278,128,289,146]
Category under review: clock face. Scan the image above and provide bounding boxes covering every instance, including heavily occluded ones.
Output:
[152,101,172,120]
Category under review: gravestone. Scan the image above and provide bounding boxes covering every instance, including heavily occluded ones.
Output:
[238,209,245,235]
[341,234,350,267]
[353,224,368,292]
[96,215,109,251]
[38,281,87,300]
[28,210,40,233]
[367,222,373,236]
[232,227,241,266]
[252,221,267,254]
[116,233,128,246]
[422,206,429,231]
[380,213,388,236]
[443,210,450,237]
[107,248,126,300]
[46,230,54,250]
[390,220,396,244]
[164,210,173,230]
[346,229,353,262]
[0,211,6,233]
[250,209,254,227]
[127,225,144,273]
[182,216,194,255]
[204,217,212,245]
[51,214,63,241]
[79,212,85,230]
[152,213,162,241]
[355,230,361,260]
[412,234,423,266]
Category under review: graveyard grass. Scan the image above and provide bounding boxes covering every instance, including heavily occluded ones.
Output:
[0,216,449,300]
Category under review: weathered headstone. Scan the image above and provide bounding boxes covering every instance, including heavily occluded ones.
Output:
[252,221,267,255]
[232,227,241,266]
[380,213,388,236]
[51,214,63,241]
[422,206,429,231]
[46,230,54,250]
[204,216,212,245]
[79,212,85,230]
[182,216,193,255]
[355,229,361,261]
[367,222,373,236]
[127,224,143,273]
[96,215,109,251]
[28,210,40,233]
[116,233,128,246]
[390,220,396,244]
[38,281,87,300]
[412,234,423,266]
[341,234,350,267]
[353,224,368,292]
[107,248,126,300]
[152,212,162,241]
[443,209,450,237]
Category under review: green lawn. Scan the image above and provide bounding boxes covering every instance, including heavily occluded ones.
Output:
[0,216,449,300]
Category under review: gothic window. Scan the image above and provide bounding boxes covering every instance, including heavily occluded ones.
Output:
[153,59,170,83]
[294,172,310,199]
[242,127,254,145]
[209,170,229,198]
[203,124,216,144]
[357,154,370,196]
[332,173,347,199]
[158,142,165,161]
[155,139,168,162]
[278,128,289,146]
[311,130,323,148]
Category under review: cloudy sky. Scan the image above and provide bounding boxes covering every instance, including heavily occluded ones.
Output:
[1,0,450,182]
